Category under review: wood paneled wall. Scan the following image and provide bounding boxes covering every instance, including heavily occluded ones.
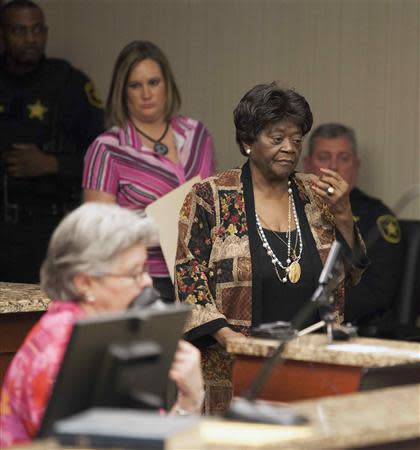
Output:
[38,0,419,218]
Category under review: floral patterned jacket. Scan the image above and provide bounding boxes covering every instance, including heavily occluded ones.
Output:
[175,163,367,414]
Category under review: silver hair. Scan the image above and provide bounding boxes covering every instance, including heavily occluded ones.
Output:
[308,123,357,156]
[40,203,157,301]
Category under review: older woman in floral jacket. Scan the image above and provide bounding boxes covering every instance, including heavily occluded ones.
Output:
[175,83,367,414]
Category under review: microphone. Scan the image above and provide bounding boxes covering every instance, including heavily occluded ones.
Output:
[318,240,342,286]
[129,287,167,311]
[291,241,342,333]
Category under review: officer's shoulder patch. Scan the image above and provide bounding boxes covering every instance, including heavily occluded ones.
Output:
[376,214,401,244]
[84,81,103,108]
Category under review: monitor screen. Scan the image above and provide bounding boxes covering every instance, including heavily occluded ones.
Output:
[38,305,190,438]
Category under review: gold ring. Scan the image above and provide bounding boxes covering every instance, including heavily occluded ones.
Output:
[327,186,335,196]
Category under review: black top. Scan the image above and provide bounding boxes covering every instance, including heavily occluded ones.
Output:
[241,163,331,330]
[259,227,319,326]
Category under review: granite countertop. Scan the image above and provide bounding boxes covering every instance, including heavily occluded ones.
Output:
[285,382,420,449]
[227,333,420,367]
[203,383,420,449]
[0,282,50,314]
[13,384,420,449]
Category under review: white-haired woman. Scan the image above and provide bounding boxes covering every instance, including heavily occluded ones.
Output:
[0,203,204,448]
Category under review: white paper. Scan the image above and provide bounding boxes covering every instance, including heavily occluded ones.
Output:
[145,176,201,282]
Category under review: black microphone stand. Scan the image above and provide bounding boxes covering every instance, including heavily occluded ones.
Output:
[225,241,343,425]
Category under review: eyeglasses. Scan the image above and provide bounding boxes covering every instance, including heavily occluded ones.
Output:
[103,265,150,286]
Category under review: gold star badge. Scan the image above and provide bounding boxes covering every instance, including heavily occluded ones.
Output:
[27,100,48,120]
[0,104,4,113]
[377,214,401,244]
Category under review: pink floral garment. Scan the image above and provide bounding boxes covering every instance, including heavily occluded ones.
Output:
[0,301,85,448]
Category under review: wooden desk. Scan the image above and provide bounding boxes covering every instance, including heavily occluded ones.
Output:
[227,334,420,402]
[12,384,420,449]
[0,282,50,384]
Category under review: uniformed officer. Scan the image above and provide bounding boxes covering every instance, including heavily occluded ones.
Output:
[0,0,104,283]
[304,123,405,324]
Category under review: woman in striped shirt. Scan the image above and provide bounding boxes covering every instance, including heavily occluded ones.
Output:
[83,41,216,302]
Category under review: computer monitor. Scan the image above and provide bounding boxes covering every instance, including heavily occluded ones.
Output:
[38,304,190,438]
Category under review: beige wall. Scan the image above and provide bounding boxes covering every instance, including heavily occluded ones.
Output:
[38,0,419,218]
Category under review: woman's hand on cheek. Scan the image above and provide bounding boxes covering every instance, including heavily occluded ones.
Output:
[169,340,204,415]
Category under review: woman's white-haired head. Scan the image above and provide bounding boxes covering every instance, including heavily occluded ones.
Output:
[41,203,157,300]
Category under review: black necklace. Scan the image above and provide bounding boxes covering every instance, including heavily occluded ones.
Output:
[134,122,169,155]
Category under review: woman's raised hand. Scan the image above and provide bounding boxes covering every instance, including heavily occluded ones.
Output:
[311,168,355,248]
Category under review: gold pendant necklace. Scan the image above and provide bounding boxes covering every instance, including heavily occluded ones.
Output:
[255,180,303,284]
[288,260,301,283]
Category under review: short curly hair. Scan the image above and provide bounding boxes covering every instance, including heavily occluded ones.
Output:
[233,82,313,155]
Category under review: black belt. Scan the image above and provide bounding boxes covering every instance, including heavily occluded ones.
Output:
[1,203,68,223]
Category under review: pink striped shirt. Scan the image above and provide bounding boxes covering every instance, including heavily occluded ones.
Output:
[82,115,216,277]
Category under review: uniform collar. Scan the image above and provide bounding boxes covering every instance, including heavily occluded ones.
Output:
[350,187,364,199]
[0,54,46,80]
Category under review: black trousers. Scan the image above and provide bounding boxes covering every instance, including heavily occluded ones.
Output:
[0,216,61,284]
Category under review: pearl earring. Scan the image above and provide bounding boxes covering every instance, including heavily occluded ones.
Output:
[85,292,96,303]
[245,148,251,155]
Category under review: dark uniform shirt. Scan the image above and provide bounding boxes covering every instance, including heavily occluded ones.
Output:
[344,187,405,324]
[0,56,104,207]
[0,56,104,282]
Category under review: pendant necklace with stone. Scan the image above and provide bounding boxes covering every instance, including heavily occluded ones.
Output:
[255,180,303,284]
[134,122,170,155]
